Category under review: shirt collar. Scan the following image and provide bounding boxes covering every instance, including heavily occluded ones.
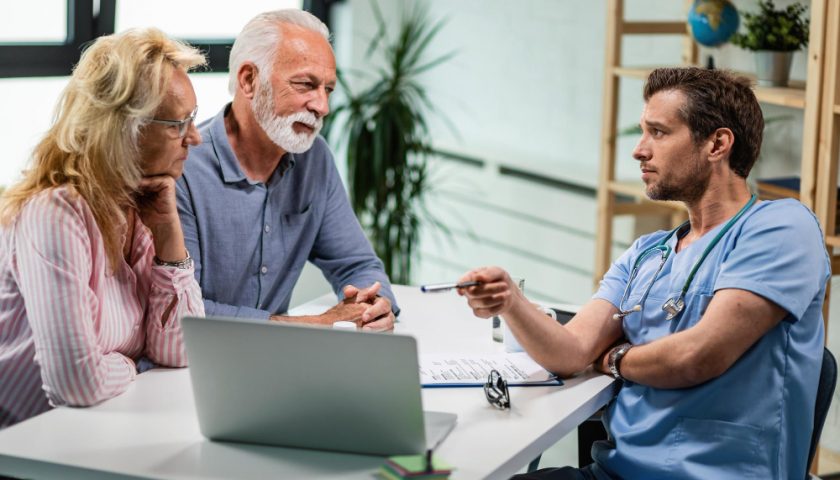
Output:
[208,103,296,185]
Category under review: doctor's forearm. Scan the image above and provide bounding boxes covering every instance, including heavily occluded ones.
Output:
[504,303,596,377]
[618,332,724,388]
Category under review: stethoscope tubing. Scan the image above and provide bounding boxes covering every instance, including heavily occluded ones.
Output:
[614,194,758,321]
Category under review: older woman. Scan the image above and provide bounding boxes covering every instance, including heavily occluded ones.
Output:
[0,28,206,428]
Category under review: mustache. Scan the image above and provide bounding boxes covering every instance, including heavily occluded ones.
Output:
[285,111,323,131]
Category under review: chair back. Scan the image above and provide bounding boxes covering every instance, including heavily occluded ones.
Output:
[807,347,837,479]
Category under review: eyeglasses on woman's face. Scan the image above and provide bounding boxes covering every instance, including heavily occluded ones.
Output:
[149,106,198,138]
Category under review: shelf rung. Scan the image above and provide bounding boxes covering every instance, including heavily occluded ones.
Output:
[621,21,688,35]
[612,67,806,109]
[613,202,677,216]
[832,254,840,274]
[753,85,806,109]
[608,181,685,211]
[826,235,840,248]
[608,180,647,198]
[612,66,653,79]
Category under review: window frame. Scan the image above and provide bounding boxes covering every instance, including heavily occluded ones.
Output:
[0,0,335,78]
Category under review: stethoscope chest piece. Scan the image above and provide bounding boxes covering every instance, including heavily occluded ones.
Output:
[662,296,685,320]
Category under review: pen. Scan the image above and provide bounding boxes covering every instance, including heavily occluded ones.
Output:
[420,281,481,293]
[425,448,433,473]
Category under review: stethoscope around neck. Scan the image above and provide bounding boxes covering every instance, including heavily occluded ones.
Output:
[612,194,757,322]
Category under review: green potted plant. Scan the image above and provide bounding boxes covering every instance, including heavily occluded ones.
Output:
[324,2,453,284]
[730,0,809,87]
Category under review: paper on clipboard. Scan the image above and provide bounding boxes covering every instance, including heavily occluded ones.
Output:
[420,352,563,387]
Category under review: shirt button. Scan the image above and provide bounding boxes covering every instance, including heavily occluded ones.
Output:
[264,224,271,233]
[261,266,268,274]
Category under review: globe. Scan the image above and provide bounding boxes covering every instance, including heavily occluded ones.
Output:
[688,0,739,47]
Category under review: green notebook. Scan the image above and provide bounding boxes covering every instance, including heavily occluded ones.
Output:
[381,453,453,479]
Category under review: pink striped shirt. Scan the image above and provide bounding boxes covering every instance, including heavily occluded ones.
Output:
[0,186,204,428]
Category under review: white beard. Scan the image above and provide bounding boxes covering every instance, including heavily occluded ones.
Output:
[252,83,323,154]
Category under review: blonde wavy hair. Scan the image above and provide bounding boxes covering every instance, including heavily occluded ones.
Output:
[0,28,206,270]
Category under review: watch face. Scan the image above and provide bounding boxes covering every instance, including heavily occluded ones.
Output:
[553,309,574,325]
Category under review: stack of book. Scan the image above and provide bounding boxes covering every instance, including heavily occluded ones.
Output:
[380,453,453,479]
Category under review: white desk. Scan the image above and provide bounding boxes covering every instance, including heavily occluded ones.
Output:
[0,285,615,479]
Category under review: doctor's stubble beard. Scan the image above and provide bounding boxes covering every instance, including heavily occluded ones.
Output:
[645,153,711,204]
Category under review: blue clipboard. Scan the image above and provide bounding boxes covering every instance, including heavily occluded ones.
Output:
[421,377,564,388]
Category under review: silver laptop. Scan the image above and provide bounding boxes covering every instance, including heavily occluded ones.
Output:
[181,316,457,456]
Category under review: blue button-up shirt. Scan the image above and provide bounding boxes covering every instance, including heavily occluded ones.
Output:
[176,105,397,319]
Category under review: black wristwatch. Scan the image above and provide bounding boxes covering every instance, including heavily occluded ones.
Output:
[608,343,633,381]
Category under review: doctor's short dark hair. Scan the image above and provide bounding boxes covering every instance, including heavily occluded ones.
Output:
[643,67,764,178]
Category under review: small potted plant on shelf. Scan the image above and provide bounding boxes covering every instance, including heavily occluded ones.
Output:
[730,0,809,87]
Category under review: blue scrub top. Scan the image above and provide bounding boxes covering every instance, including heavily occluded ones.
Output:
[591,199,828,479]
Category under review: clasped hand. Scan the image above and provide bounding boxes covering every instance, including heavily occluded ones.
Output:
[325,281,394,331]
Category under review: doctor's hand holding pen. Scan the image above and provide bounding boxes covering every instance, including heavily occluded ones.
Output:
[455,267,529,319]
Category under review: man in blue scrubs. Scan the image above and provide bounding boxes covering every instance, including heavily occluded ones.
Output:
[458,67,829,479]
[177,10,397,329]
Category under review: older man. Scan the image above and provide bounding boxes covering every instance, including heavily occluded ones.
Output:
[460,68,829,479]
[177,9,396,329]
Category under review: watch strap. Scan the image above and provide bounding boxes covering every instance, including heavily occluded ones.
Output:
[153,252,193,270]
[539,305,558,321]
[608,342,633,381]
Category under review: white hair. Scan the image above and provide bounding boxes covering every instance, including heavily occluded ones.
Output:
[227,9,330,95]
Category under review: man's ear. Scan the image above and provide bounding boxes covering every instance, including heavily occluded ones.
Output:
[707,127,735,164]
[237,62,259,100]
